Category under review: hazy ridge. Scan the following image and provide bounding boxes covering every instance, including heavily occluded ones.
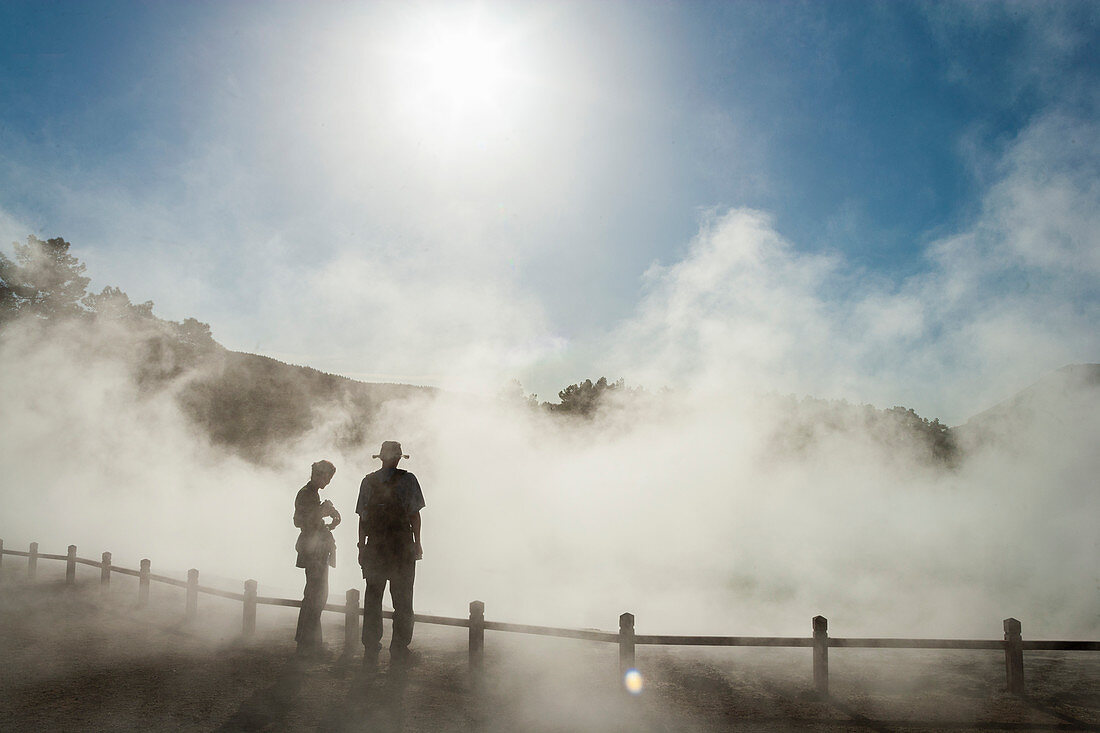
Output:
[3,235,1095,468]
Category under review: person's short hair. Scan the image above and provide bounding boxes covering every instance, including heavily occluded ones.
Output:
[373,440,409,460]
[311,460,336,482]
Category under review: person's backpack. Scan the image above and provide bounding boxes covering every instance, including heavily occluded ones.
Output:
[365,470,412,561]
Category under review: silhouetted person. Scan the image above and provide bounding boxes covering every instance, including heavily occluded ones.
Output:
[357,441,424,663]
[293,459,340,657]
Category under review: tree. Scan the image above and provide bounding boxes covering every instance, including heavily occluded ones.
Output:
[548,376,626,416]
[172,317,217,352]
[83,285,155,321]
[0,236,90,321]
[1,235,218,350]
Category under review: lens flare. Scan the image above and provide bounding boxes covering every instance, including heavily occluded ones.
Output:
[623,668,644,695]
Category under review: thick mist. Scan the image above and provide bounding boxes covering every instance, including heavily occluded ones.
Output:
[3,97,1098,646]
[2,311,1096,643]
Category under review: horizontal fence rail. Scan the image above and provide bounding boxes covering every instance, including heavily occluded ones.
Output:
[2,539,1097,697]
[1022,640,1100,651]
[828,638,1007,650]
[635,635,814,647]
[482,620,618,643]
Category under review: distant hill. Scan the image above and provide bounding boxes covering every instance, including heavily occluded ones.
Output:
[953,364,1100,450]
[139,344,1100,470]
[170,357,1100,468]
[177,350,436,462]
[763,394,959,466]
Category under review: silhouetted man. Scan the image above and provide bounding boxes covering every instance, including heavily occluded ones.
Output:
[357,441,424,663]
[293,459,340,657]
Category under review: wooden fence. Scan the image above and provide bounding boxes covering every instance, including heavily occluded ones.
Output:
[2,539,1097,696]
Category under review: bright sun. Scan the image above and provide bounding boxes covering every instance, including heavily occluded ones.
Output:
[417,26,510,108]
[386,8,529,142]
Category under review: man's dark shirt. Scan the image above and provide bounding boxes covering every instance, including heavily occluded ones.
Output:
[356,468,426,521]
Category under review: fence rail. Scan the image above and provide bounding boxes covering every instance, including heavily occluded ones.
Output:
[482,620,616,642]
[828,638,1006,650]
[2,539,1097,696]
[635,635,814,647]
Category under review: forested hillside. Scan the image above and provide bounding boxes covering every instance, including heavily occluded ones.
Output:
[0,236,435,461]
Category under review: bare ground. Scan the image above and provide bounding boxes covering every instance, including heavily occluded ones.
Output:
[1,572,1098,732]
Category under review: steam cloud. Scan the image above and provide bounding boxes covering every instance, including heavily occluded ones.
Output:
[2,106,1097,642]
[1,20,1098,649]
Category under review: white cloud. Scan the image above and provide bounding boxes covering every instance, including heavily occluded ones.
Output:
[979,113,1100,277]
[609,209,842,398]
[607,112,1100,422]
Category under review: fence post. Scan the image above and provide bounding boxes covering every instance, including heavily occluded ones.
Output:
[813,615,829,697]
[186,569,199,622]
[100,552,112,589]
[344,588,360,656]
[243,580,257,638]
[0,538,4,570]
[138,559,150,607]
[1004,618,1024,694]
[66,545,77,585]
[469,600,485,675]
[619,612,636,677]
[28,542,38,581]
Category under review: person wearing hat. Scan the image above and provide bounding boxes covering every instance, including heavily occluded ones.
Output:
[356,441,425,663]
[293,459,340,657]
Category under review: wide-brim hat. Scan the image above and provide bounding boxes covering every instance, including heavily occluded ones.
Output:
[373,440,409,460]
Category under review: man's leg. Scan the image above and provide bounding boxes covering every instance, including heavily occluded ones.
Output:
[389,558,416,650]
[318,563,328,641]
[295,563,327,650]
[362,565,387,651]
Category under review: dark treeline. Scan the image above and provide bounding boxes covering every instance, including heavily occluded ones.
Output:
[506,375,645,417]
[3,235,961,467]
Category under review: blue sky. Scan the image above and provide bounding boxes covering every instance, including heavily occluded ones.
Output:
[1,0,1098,422]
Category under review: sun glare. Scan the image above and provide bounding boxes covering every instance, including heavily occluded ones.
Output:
[419,26,507,107]
[385,7,531,143]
